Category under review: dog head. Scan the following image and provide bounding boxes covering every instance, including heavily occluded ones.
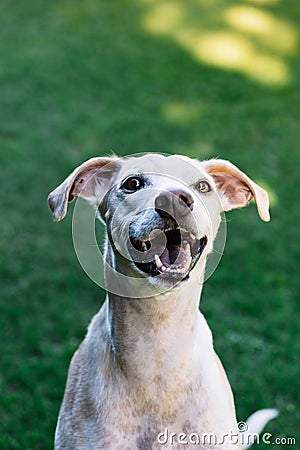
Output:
[48,154,269,289]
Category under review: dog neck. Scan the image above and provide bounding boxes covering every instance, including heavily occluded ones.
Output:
[104,254,211,400]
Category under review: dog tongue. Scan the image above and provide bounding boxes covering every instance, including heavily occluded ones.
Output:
[160,242,191,269]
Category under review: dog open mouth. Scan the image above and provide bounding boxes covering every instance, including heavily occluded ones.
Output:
[130,228,208,279]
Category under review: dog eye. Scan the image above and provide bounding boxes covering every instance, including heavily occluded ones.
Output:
[198,181,211,193]
[121,176,144,193]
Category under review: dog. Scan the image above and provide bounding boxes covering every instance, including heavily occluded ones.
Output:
[48,154,277,449]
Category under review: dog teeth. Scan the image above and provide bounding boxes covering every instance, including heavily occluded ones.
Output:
[141,241,148,252]
[155,254,163,270]
[155,254,170,273]
[183,242,191,259]
[171,267,186,274]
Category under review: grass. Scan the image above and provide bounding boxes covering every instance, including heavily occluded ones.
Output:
[0,0,299,448]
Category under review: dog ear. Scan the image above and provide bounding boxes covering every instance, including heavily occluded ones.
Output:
[48,157,119,221]
[202,159,270,222]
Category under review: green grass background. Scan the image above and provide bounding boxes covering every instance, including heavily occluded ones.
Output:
[1,0,299,448]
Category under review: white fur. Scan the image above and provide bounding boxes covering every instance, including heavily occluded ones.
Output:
[242,409,279,450]
[48,154,274,449]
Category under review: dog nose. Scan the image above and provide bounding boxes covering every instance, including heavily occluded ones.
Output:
[155,189,194,219]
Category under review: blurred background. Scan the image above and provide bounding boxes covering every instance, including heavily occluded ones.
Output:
[1,0,299,448]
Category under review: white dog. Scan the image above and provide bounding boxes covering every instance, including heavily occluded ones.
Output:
[48,154,277,449]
